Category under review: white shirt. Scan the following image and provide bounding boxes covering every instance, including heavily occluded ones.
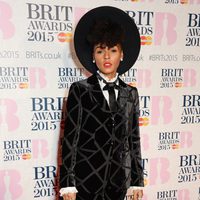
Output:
[97,71,119,104]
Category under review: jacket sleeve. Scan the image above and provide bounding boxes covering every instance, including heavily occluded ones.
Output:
[129,88,144,187]
[59,82,82,188]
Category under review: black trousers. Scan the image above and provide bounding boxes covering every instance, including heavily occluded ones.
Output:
[76,179,127,200]
[75,156,128,200]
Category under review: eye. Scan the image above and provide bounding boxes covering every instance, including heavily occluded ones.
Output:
[96,50,103,54]
[110,47,118,52]
[111,49,117,52]
[95,47,104,54]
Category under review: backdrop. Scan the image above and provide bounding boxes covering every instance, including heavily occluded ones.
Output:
[0,0,200,200]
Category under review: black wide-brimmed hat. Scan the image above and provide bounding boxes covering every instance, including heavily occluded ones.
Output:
[74,6,140,75]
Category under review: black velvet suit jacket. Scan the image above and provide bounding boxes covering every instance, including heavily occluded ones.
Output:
[60,74,144,195]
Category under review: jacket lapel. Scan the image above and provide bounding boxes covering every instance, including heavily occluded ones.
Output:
[87,74,131,113]
[87,74,110,111]
[117,78,130,111]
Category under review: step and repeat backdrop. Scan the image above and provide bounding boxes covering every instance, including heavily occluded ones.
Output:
[0,0,200,200]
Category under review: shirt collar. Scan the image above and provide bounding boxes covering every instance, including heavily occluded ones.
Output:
[97,71,119,83]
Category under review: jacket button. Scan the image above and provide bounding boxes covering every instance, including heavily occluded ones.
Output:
[111,119,115,126]
[109,141,114,146]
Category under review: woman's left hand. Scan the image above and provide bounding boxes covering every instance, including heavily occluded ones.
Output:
[133,189,143,200]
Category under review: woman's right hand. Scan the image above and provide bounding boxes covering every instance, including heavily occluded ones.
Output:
[62,192,76,200]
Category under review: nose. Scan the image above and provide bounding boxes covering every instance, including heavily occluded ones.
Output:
[104,49,110,59]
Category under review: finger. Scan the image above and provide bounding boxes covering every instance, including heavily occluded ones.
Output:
[132,191,138,200]
[138,190,143,198]
[67,193,76,200]
[133,190,143,200]
[62,193,76,200]
[62,194,68,200]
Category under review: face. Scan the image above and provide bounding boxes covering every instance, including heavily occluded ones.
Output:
[93,44,123,79]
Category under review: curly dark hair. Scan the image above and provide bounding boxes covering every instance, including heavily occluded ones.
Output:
[86,19,125,50]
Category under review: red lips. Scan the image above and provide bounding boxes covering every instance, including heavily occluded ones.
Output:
[104,62,112,68]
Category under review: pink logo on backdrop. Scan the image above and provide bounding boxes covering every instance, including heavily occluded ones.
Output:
[0,99,19,132]
[137,69,152,88]
[189,0,200,4]
[0,170,23,199]
[0,1,15,39]
[32,139,49,159]
[183,68,197,87]
[74,7,88,24]
[149,157,170,185]
[141,133,150,151]
[151,96,173,125]
[154,12,177,45]
[135,0,155,2]
[180,131,193,148]
[29,67,47,89]
[178,189,190,200]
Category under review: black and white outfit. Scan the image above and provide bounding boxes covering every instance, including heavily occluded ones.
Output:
[59,6,144,200]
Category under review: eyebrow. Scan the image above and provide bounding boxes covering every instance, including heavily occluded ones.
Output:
[94,45,118,51]
[94,45,106,50]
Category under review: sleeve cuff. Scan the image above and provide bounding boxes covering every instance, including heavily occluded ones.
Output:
[129,186,144,190]
[59,187,78,196]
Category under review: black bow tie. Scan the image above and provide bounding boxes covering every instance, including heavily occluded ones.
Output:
[96,74,119,112]
[96,73,120,89]
[103,82,120,91]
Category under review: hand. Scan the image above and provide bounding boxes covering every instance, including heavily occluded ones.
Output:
[133,189,143,200]
[62,192,76,200]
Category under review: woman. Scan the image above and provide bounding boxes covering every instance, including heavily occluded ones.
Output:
[59,6,144,200]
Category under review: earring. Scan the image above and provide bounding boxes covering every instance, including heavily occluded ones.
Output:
[93,60,95,63]
[120,58,123,61]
